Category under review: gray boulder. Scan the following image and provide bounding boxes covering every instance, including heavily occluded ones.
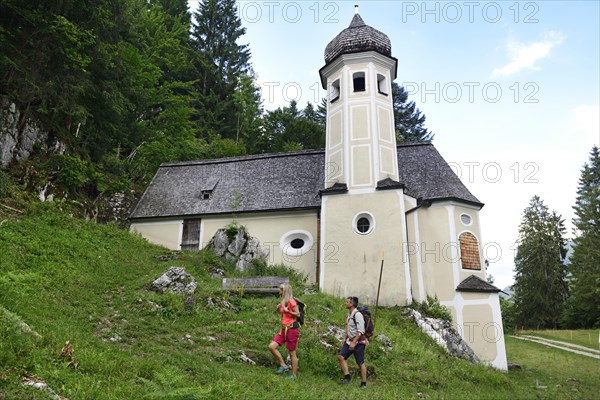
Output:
[150,267,197,295]
[406,309,479,363]
[206,226,270,272]
[211,230,229,256]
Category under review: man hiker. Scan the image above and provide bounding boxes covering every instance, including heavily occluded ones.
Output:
[337,296,367,389]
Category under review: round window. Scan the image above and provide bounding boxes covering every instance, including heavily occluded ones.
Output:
[353,212,375,235]
[356,217,370,233]
[460,213,472,226]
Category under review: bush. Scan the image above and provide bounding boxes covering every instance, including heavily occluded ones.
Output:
[410,295,452,321]
[500,297,516,332]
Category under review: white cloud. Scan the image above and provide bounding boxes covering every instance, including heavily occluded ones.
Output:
[574,104,600,146]
[492,31,564,77]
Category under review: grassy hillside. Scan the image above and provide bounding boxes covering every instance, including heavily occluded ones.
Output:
[1,202,599,399]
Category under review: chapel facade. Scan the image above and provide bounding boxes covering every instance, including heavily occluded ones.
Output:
[129,9,508,370]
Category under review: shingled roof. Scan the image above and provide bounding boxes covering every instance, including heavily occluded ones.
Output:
[129,143,482,220]
[456,275,502,293]
[324,14,392,64]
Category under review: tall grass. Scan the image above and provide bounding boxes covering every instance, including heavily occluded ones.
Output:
[1,202,599,399]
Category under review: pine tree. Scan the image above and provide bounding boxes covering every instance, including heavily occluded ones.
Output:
[392,82,434,142]
[563,146,600,327]
[513,196,568,329]
[190,0,259,141]
[254,101,325,154]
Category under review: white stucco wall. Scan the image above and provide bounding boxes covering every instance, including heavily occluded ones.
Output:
[320,190,410,306]
[131,211,320,283]
[130,219,183,250]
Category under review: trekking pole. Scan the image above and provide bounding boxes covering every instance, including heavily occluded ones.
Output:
[374,252,384,329]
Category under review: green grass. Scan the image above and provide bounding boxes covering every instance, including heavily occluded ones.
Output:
[1,202,599,399]
[514,329,600,351]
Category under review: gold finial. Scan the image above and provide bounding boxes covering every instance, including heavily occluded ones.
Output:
[354,1,359,14]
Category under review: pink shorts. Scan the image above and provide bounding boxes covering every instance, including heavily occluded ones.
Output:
[272,327,299,351]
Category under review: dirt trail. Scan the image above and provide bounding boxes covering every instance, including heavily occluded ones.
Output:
[510,335,600,359]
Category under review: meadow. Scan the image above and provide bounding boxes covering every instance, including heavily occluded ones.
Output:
[1,203,598,399]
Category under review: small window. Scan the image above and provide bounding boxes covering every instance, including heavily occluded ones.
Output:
[353,72,365,92]
[377,74,388,95]
[459,232,481,270]
[460,214,472,225]
[201,190,212,200]
[357,218,370,233]
[290,238,305,249]
[330,79,340,102]
[353,212,375,235]
[280,230,313,256]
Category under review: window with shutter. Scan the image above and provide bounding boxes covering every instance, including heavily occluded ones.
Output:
[181,220,201,251]
[459,232,481,270]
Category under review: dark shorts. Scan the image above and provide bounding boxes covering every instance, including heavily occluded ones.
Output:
[272,327,299,351]
[339,342,365,365]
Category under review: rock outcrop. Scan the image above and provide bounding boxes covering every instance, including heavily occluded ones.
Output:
[406,309,480,364]
[0,96,51,169]
[149,267,197,295]
[206,225,269,271]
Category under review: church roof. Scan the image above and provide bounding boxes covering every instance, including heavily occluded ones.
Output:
[456,275,502,293]
[324,13,392,64]
[129,142,482,220]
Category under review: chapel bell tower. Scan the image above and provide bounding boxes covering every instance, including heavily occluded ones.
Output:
[319,5,399,190]
[318,7,411,307]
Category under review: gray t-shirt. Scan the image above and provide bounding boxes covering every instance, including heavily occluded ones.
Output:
[345,308,365,344]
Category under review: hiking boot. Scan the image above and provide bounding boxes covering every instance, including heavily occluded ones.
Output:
[360,383,367,389]
[285,374,297,380]
[338,377,351,385]
[275,365,291,375]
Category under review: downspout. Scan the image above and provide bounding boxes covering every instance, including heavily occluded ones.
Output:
[316,211,321,286]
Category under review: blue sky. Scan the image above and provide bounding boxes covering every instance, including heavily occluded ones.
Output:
[188,1,600,290]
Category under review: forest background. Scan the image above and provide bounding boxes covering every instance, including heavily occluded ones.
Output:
[0,0,598,330]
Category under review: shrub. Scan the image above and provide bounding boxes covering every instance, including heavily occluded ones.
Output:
[410,295,452,321]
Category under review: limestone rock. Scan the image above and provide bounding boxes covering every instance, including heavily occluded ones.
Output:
[211,230,229,256]
[228,227,247,256]
[375,334,392,349]
[149,267,197,295]
[239,351,256,365]
[206,226,270,272]
[206,296,238,313]
[1,95,50,169]
[406,308,480,364]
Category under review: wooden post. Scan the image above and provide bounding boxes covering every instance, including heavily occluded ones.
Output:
[374,252,384,328]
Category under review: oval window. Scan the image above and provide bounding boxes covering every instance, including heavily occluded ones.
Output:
[353,212,375,235]
[460,214,472,225]
[280,230,313,256]
[290,238,305,249]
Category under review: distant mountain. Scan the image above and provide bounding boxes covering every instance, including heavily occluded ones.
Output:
[564,239,574,265]
[500,286,513,300]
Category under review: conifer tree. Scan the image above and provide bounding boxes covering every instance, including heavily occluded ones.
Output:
[392,82,434,142]
[563,146,600,327]
[513,196,568,329]
[190,0,260,141]
[254,101,325,154]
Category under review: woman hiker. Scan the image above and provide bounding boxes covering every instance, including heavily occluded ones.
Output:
[268,283,300,380]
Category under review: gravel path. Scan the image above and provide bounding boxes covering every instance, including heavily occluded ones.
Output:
[510,335,600,359]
